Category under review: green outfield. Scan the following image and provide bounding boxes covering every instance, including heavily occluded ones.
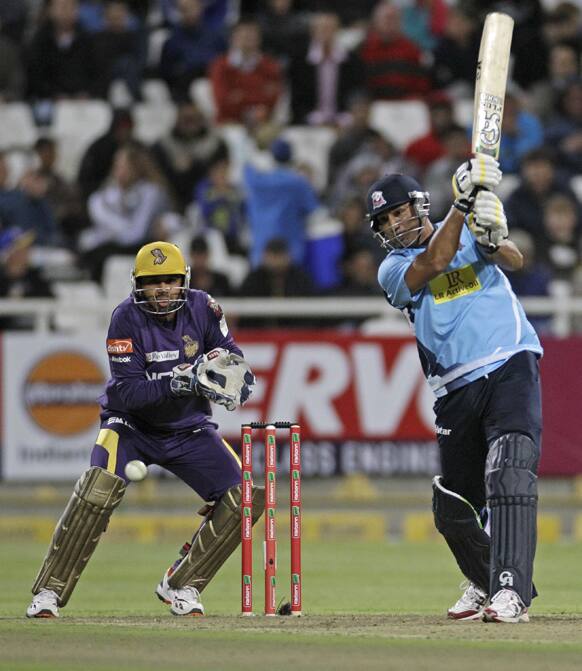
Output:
[1,538,581,670]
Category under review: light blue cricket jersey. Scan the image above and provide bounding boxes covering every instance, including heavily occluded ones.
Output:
[378,223,543,397]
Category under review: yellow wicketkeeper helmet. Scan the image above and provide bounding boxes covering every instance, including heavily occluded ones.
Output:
[131,241,191,314]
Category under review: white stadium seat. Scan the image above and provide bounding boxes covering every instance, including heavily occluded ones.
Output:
[282,126,338,192]
[52,100,112,180]
[133,101,176,143]
[190,78,216,121]
[369,100,430,150]
[0,103,37,149]
[102,255,134,304]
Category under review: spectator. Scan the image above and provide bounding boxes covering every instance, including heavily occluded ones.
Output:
[334,195,383,264]
[423,124,471,221]
[530,42,581,121]
[302,0,376,26]
[505,148,580,240]
[498,88,544,175]
[77,107,135,199]
[403,92,455,177]
[336,245,379,296]
[90,0,146,101]
[243,138,320,268]
[0,228,54,330]
[78,0,141,32]
[258,0,309,65]
[209,18,283,126]
[539,193,582,282]
[0,152,59,246]
[330,151,384,211]
[288,11,364,126]
[27,138,85,248]
[543,2,582,52]
[26,0,96,100]
[504,228,553,335]
[358,1,431,100]
[79,143,173,282]
[0,0,29,43]
[0,35,25,101]
[238,238,313,327]
[189,157,247,256]
[431,7,479,99]
[188,235,232,296]
[545,79,582,176]
[160,0,226,100]
[400,0,448,51]
[151,101,228,210]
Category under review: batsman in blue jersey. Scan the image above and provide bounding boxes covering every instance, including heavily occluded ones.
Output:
[27,242,263,619]
[367,155,542,623]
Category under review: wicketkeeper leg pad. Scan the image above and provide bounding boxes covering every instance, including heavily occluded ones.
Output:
[32,466,126,606]
[485,433,539,605]
[432,475,490,593]
[168,484,265,592]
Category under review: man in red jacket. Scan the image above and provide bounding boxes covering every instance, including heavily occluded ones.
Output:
[359,1,432,100]
[209,18,283,125]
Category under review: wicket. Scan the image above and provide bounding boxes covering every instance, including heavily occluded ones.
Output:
[241,422,302,616]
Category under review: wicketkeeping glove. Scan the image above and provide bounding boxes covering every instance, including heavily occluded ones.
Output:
[171,347,255,411]
[468,190,508,253]
[452,153,502,213]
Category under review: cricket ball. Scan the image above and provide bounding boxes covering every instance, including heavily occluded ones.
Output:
[125,460,148,482]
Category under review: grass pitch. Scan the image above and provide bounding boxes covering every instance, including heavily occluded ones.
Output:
[1,539,581,671]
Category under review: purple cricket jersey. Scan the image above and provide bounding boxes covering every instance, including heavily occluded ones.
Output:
[100,289,242,433]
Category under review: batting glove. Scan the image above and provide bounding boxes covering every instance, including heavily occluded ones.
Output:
[452,153,502,213]
[468,190,508,253]
[170,362,198,397]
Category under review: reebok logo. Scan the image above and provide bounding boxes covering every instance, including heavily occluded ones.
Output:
[111,356,131,363]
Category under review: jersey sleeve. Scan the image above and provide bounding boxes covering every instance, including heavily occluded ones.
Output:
[106,307,173,409]
[203,294,243,357]
[378,253,415,309]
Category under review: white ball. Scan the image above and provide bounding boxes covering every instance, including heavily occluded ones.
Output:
[124,460,148,482]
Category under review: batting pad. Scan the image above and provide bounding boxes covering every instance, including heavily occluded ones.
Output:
[168,484,265,592]
[432,476,490,593]
[486,433,538,605]
[32,467,126,605]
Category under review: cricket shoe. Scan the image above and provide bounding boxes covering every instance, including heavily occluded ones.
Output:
[26,589,59,618]
[447,581,488,621]
[155,567,178,605]
[171,586,204,616]
[483,589,529,623]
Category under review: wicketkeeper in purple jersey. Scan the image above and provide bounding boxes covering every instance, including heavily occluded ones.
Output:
[27,241,264,618]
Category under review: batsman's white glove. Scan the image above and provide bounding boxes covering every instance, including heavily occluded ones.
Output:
[452,153,502,213]
[468,190,508,252]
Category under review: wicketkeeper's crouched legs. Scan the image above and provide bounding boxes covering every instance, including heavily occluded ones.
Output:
[486,433,539,606]
[168,484,265,592]
[432,476,490,593]
[31,466,126,606]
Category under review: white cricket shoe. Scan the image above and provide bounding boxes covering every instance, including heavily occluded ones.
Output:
[483,588,529,623]
[156,567,204,616]
[171,586,204,616]
[155,568,177,605]
[447,581,488,621]
[26,589,59,619]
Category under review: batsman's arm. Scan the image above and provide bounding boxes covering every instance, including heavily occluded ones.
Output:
[404,206,466,295]
[481,239,523,272]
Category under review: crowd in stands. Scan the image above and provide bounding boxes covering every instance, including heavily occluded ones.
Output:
[0,0,582,333]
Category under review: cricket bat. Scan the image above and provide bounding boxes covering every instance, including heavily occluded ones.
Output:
[472,12,514,158]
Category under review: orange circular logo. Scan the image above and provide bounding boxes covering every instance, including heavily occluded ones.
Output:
[24,351,105,436]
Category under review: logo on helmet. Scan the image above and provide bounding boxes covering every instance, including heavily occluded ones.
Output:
[151,248,167,265]
[371,191,387,210]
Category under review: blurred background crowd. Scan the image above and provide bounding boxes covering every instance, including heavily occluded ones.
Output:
[0,0,582,332]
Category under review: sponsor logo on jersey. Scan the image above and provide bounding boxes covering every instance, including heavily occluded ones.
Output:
[146,370,173,380]
[106,416,135,430]
[429,264,482,304]
[111,355,131,363]
[107,338,133,354]
[182,335,199,359]
[23,351,104,436]
[208,296,229,336]
[145,350,179,363]
[435,426,452,436]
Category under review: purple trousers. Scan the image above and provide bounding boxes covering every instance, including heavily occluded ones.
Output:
[90,414,240,502]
